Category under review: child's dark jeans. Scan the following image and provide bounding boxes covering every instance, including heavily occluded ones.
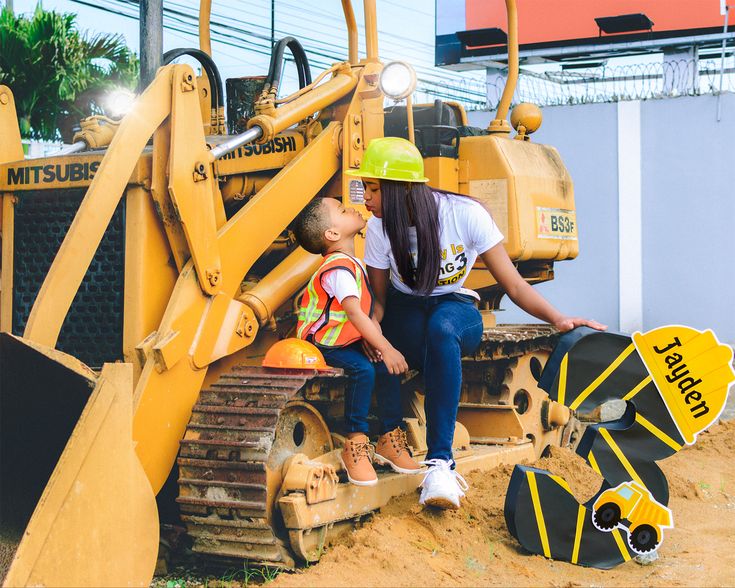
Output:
[320,342,403,435]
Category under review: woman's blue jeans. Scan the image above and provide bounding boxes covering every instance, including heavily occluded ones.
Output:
[381,288,483,461]
[320,342,403,435]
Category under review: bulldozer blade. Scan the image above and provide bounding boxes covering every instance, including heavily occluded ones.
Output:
[0,333,159,587]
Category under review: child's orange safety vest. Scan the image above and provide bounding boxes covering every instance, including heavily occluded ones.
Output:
[296,252,374,347]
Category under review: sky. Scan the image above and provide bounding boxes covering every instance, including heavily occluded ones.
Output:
[11,0,489,106]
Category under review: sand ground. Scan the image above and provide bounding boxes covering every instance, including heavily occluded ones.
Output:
[273,420,735,588]
[2,423,734,587]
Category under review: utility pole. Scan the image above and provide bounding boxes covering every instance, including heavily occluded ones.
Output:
[140,0,163,90]
[270,0,275,46]
[716,2,730,121]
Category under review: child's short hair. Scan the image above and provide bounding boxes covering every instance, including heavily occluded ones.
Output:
[293,198,330,254]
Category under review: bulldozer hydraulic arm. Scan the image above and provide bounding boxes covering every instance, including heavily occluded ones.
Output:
[167,67,223,292]
[133,120,342,494]
[14,52,356,496]
[0,86,23,165]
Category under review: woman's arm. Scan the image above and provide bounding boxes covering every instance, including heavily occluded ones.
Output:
[366,266,390,322]
[479,244,606,333]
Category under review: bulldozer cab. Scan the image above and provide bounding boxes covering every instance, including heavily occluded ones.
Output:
[0,0,580,584]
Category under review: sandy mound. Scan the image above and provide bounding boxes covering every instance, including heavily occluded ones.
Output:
[274,421,735,587]
[3,423,734,587]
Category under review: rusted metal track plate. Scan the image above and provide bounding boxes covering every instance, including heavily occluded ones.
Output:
[177,367,341,567]
[474,324,559,360]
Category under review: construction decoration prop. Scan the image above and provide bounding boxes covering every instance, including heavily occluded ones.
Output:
[504,326,735,569]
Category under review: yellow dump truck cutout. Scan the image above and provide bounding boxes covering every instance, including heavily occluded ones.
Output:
[593,481,673,554]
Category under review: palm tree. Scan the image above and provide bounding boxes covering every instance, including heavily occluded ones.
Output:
[0,5,138,141]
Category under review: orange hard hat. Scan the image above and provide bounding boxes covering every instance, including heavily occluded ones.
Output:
[262,338,330,370]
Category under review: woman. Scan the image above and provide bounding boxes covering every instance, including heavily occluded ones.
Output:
[347,137,605,510]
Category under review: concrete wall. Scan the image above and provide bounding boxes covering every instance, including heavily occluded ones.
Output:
[467,93,735,344]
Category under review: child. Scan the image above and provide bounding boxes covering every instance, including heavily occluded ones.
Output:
[294,197,422,486]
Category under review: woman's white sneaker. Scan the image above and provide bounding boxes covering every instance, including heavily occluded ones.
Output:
[418,459,469,510]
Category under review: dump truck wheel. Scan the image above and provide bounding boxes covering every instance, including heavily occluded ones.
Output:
[592,502,621,531]
[629,524,659,553]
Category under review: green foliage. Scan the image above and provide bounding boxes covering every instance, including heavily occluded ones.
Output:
[221,563,282,586]
[0,4,138,140]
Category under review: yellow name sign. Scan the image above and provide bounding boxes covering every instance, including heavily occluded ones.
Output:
[633,326,735,444]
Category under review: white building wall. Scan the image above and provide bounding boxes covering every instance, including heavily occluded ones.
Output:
[467,93,735,344]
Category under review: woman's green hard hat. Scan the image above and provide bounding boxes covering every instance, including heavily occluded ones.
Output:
[345,137,429,183]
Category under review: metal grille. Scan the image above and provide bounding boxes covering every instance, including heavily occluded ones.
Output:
[12,189,125,368]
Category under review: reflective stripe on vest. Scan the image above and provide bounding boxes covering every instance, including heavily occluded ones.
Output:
[296,252,373,347]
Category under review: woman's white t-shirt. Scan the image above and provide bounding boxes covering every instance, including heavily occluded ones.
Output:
[363,192,504,298]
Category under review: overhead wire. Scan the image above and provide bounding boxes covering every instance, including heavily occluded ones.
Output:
[204,1,488,100]
[223,0,481,87]
[269,0,437,50]
[71,0,488,103]
[129,0,482,87]
[110,0,486,98]
[215,0,488,97]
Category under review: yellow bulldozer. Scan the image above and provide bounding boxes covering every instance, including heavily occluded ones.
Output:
[0,0,580,585]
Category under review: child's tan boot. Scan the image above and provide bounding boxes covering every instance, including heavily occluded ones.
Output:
[374,427,423,474]
[340,434,378,486]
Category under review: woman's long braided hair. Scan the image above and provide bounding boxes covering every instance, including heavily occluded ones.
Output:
[379,180,441,295]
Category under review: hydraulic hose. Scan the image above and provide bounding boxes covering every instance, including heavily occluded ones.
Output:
[489,0,518,132]
[163,48,224,110]
[265,37,312,93]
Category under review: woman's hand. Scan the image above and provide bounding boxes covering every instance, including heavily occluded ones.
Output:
[553,315,607,333]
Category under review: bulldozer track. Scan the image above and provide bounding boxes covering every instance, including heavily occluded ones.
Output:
[476,324,559,360]
[176,325,560,568]
[177,367,342,568]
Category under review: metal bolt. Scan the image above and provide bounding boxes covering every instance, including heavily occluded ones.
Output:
[0,93,8,105]
[181,73,195,92]
[206,269,221,286]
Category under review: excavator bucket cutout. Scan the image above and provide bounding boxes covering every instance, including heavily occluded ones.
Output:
[505,326,734,568]
[0,333,158,587]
